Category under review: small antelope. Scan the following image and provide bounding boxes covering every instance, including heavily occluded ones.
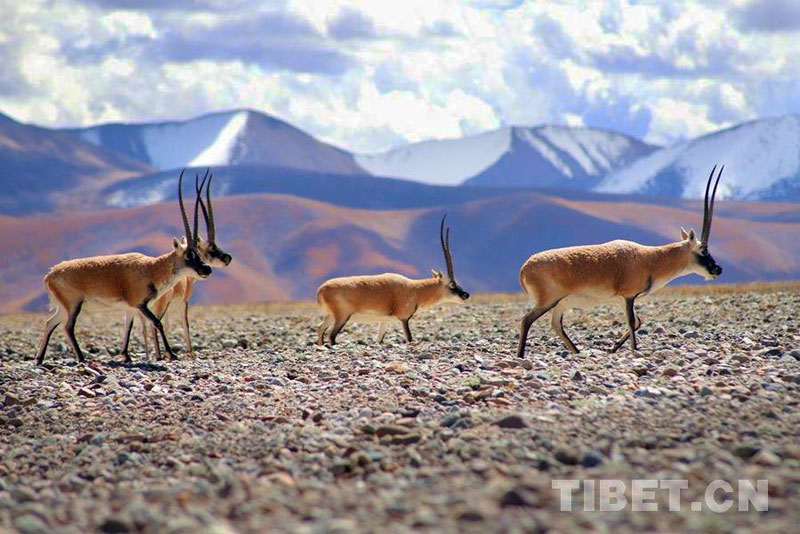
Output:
[517,166,725,358]
[316,215,470,345]
[121,171,233,361]
[35,171,212,366]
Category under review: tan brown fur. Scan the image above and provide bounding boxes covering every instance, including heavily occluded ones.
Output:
[129,237,227,360]
[520,239,697,306]
[316,272,461,345]
[36,239,210,365]
[517,232,719,357]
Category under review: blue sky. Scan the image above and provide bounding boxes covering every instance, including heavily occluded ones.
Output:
[1,0,799,152]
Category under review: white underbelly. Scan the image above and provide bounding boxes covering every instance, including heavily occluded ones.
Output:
[80,297,130,310]
[560,291,621,310]
[349,312,397,324]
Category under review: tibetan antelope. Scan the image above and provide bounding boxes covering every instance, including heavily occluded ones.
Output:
[316,215,470,345]
[516,166,725,358]
[35,171,212,366]
[121,171,233,361]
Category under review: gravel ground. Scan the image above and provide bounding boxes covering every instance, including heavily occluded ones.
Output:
[1,290,799,533]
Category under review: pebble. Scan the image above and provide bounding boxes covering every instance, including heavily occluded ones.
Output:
[493,414,527,429]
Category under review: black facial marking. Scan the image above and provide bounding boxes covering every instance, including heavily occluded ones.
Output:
[185,248,212,277]
[209,244,233,266]
[697,248,722,277]
[449,281,470,300]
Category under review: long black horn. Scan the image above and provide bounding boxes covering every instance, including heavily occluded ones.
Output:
[701,165,723,246]
[177,170,193,244]
[439,214,454,279]
[195,170,211,240]
[192,173,204,247]
[206,172,216,243]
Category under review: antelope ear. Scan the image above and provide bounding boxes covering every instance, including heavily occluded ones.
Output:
[680,227,689,240]
[180,236,188,246]
[172,237,181,249]
[431,269,442,279]
[688,228,696,241]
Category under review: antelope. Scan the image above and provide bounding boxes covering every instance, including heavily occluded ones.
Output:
[516,166,725,358]
[35,171,213,366]
[121,171,233,361]
[316,215,470,345]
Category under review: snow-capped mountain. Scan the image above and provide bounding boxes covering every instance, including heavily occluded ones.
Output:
[66,109,365,175]
[356,125,658,188]
[597,115,800,200]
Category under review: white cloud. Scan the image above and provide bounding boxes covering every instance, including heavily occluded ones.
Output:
[1,0,799,153]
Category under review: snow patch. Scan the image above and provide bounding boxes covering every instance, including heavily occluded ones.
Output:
[515,128,573,178]
[596,143,688,194]
[106,178,174,208]
[142,111,250,169]
[355,127,511,185]
[79,129,100,146]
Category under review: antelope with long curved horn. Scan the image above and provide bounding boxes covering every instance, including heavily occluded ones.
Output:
[315,214,470,346]
[517,166,725,358]
[35,170,212,366]
[121,170,233,361]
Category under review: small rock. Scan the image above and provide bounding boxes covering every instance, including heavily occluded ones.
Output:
[751,449,781,467]
[385,433,421,445]
[554,448,579,465]
[634,387,662,398]
[99,518,131,533]
[440,413,460,427]
[13,514,48,534]
[375,425,410,437]
[570,370,583,382]
[78,387,96,398]
[3,393,20,406]
[499,487,531,507]
[493,414,527,429]
[385,361,409,373]
[581,450,604,467]
[699,386,713,396]
[221,339,237,349]
[733,445,761,459]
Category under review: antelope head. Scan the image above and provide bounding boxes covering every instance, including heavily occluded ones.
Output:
[194,170,233,267]
[177,170,213,279]
[681,165,724,280]
[434,214,470,302]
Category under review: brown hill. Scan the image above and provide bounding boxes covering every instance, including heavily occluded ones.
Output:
[1,192,798,313]
[0,113,154,215]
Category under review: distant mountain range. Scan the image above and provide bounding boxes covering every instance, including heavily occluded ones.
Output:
[358,125,659,189]
[1,108,799,215]
[62,109,800,203]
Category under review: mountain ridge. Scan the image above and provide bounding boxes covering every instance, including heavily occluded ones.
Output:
[64,108,366,176]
